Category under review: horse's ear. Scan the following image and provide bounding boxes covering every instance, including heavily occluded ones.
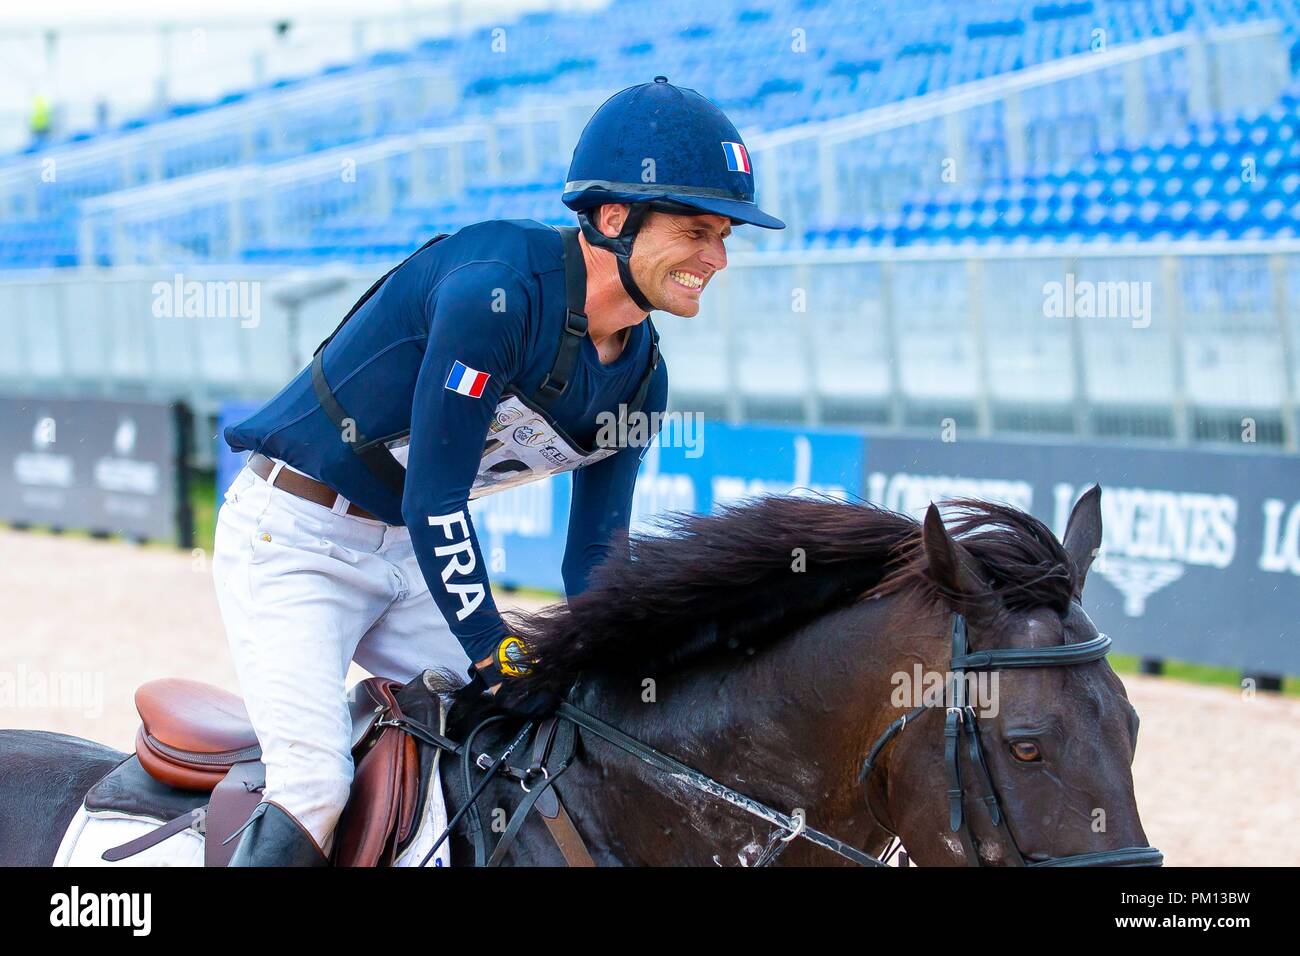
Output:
[1062,484,1103,597]
[921,504,992,614]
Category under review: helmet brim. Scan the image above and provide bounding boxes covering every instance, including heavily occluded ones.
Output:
[565,189,786,230]
[660,194,786,230]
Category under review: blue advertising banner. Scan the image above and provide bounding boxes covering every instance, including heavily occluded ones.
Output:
[628,420,865,532]
[469,420,867,592]
[212,402,1297,674]
[859,433,1299,674]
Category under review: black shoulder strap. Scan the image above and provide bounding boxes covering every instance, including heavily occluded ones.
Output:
[310,234,449,495]
[535,226,590,408]
[536,226,660,420]
[312,227,660,497]
[311,357,409,493]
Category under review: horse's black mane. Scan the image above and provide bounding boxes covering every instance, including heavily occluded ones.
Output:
[510,495,1077,694]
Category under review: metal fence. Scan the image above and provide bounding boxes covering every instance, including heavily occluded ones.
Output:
[674,240,1300,450]
[1,240,1296,467]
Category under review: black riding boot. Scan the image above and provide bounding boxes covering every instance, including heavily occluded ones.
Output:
[227,802,329,867]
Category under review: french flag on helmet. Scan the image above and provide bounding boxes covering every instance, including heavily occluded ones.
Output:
[721,141,751,174]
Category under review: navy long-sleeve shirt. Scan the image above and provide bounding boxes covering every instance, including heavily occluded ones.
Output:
[226,219,668,660]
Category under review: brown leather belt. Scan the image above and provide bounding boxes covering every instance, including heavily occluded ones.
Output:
[248,453,381,521]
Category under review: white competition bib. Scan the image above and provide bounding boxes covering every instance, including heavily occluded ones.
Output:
[387,394,616,500]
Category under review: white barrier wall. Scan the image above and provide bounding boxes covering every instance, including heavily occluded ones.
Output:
[0,242,1296,467]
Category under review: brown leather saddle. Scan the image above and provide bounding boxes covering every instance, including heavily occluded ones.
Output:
[88,671,597,867]
[91,675,426,866]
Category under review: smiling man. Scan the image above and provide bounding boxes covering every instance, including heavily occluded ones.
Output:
[213,76,783,865]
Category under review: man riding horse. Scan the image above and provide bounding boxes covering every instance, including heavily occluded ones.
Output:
[215,77,785,865]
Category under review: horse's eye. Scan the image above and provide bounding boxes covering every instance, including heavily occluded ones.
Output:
[1010,741,1041,762]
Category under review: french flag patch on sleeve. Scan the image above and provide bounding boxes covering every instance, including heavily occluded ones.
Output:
[722,141,751,174]
[445,361,491,398]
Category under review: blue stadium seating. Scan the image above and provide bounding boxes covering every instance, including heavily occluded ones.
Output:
[804,93,1300,247]
[6,0,1300,267]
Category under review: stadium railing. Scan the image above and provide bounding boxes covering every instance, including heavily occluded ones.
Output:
[0,240,1296,469]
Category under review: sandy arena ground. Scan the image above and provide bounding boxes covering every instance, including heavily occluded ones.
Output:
[1,527,1295,865]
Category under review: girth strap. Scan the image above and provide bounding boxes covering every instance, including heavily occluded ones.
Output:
[100,808,203,862]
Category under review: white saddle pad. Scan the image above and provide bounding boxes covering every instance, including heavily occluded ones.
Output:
[54,753,452,868]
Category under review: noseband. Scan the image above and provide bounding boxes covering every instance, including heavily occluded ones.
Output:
[858,612,1164,867]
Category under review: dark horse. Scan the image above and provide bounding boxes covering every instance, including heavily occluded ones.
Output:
[0,486,1158,866]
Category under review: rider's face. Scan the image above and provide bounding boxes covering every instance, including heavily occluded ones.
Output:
[628,211,731,317]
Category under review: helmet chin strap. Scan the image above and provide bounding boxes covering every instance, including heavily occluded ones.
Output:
[576,206,654,314]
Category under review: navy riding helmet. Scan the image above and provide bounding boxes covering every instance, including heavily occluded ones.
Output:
[562,76,785,310]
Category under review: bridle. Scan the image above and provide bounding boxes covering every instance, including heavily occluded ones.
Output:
[558,610,1161,867]
[418,610,1162,867]
[858,612,1164,867]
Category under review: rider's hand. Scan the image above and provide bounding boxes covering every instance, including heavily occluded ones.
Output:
[473,653,503,695]
[464,636,558,719]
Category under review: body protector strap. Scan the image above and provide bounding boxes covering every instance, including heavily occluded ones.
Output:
[310,227,660,498]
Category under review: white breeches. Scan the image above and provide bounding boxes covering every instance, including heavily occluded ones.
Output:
[211,462,469,847]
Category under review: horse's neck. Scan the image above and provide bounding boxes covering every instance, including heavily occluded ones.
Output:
[566,596,930,863]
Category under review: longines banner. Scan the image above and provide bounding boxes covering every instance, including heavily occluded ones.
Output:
[859,433,1300,675]
[0,395,189,546]
[215,401,1296,673]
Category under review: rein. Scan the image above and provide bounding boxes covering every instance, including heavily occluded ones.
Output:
[555,701,883,867]
[404,703,878,867]
[404,610,1162,867]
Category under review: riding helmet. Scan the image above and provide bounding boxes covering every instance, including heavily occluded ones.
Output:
[563,76,785,310]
